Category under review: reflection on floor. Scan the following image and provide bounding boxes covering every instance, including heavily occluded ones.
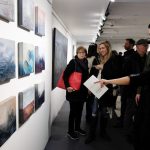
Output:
[44,100,134,150]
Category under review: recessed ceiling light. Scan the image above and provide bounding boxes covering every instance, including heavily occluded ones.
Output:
[110,0,115,2]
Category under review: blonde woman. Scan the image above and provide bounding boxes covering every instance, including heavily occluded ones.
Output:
[85,41,122,144]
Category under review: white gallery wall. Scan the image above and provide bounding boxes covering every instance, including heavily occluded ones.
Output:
[0,0,52,150]
[50,11,76,123]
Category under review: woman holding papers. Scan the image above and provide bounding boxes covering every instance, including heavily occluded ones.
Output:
[85,41,122,144]
[97,70,150,150]
[63,46,89,140]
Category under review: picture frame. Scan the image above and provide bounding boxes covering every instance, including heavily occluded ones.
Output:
[0,0,15,22]
[35,7,45,36]
[0,38,15,84]
[52,28,68,89]
[0,96,16,146]
[18,42,35,78]
[35,82,45,111]
[18,0,34,31]
[18,87,35,127]
[35,46,45,74]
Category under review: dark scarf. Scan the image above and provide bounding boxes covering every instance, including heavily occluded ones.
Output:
[75,56,88,71]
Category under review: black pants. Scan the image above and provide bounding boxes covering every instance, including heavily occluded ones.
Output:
[124,97,137,136]
[120,86,128,123]
[68,101,84,133]
[86,94,94,122]
[134,105,150,150]
[88,105,109,137]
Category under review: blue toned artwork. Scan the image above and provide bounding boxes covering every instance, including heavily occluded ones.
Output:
[35,82,45,111]
[18,42,35,78]
[0,96,16,147]
[0,38,15,84]
[35,7,45,36]
[35,46,45,74]
[0,0,15,22]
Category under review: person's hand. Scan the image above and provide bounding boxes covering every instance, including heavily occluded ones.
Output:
[135,94,140,105]
[88,90,92,95]
[94,79,109,87]
[95,64,103,70]
[67,87,75,92]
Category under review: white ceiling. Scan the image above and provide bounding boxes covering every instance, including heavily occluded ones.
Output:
[52,0,150,44]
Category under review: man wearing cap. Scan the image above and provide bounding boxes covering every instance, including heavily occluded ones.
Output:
[121,39,148,144]
[133,27,150,150]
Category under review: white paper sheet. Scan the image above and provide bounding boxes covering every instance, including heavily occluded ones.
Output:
[84,75,108,99]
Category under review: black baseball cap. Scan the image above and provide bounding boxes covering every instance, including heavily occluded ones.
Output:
[136,39,148,45]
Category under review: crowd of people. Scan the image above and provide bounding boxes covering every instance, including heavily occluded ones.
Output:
[62,24,150,150]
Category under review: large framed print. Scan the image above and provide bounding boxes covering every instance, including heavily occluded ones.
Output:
[18,42,35,78]
[18,0,34,31]
[0,38,15,84]
[19,87,35,127]
[52,28,68,89]
[35,7,45,36]
[0,0,14,22]
[0,96,16,147]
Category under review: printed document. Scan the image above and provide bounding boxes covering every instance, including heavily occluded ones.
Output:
[84,75,108,99]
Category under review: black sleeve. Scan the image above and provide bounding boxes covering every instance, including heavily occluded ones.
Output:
[89,58,99,77]
[130,70,150,86]
[63,59,75,88]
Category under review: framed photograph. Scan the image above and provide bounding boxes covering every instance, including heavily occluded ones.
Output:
[0,38,15,84]
[35,82,45,111]
[35,46,45,74]
[52,28,68,89]
[18,0,34,31]
[0,0,14,22]
[18,87,35,127]
[18,42,35,78]
[0,96,16,147]
[35,7,45,36]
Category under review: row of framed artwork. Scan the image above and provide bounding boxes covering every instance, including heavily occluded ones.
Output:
[0,38,45,85]
[0,0,45,36]
[0,82,45,147]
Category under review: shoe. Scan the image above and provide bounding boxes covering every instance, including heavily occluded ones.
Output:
[100,132,111,142]
[67,132,79,140]
[85,135,95,144]
[75,129,86,135]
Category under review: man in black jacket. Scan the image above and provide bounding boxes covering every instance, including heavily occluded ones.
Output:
[123,39,148,143]
[116,38,135,128]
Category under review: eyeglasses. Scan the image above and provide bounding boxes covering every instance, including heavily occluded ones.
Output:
[78,52,85,54]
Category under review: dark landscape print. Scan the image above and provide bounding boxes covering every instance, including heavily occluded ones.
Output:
[0,38,15,84]
[19,87,35,127]
[35,46,45,74]
[0,96,16,147]
[35,82,45,111]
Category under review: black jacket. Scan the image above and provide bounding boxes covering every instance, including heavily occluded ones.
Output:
[63,57,89,102]
[90,53,122,106]
[122,51,147,97]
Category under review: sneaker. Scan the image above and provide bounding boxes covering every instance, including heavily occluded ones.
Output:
[67,132,79,140]
[75,129,86,135]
